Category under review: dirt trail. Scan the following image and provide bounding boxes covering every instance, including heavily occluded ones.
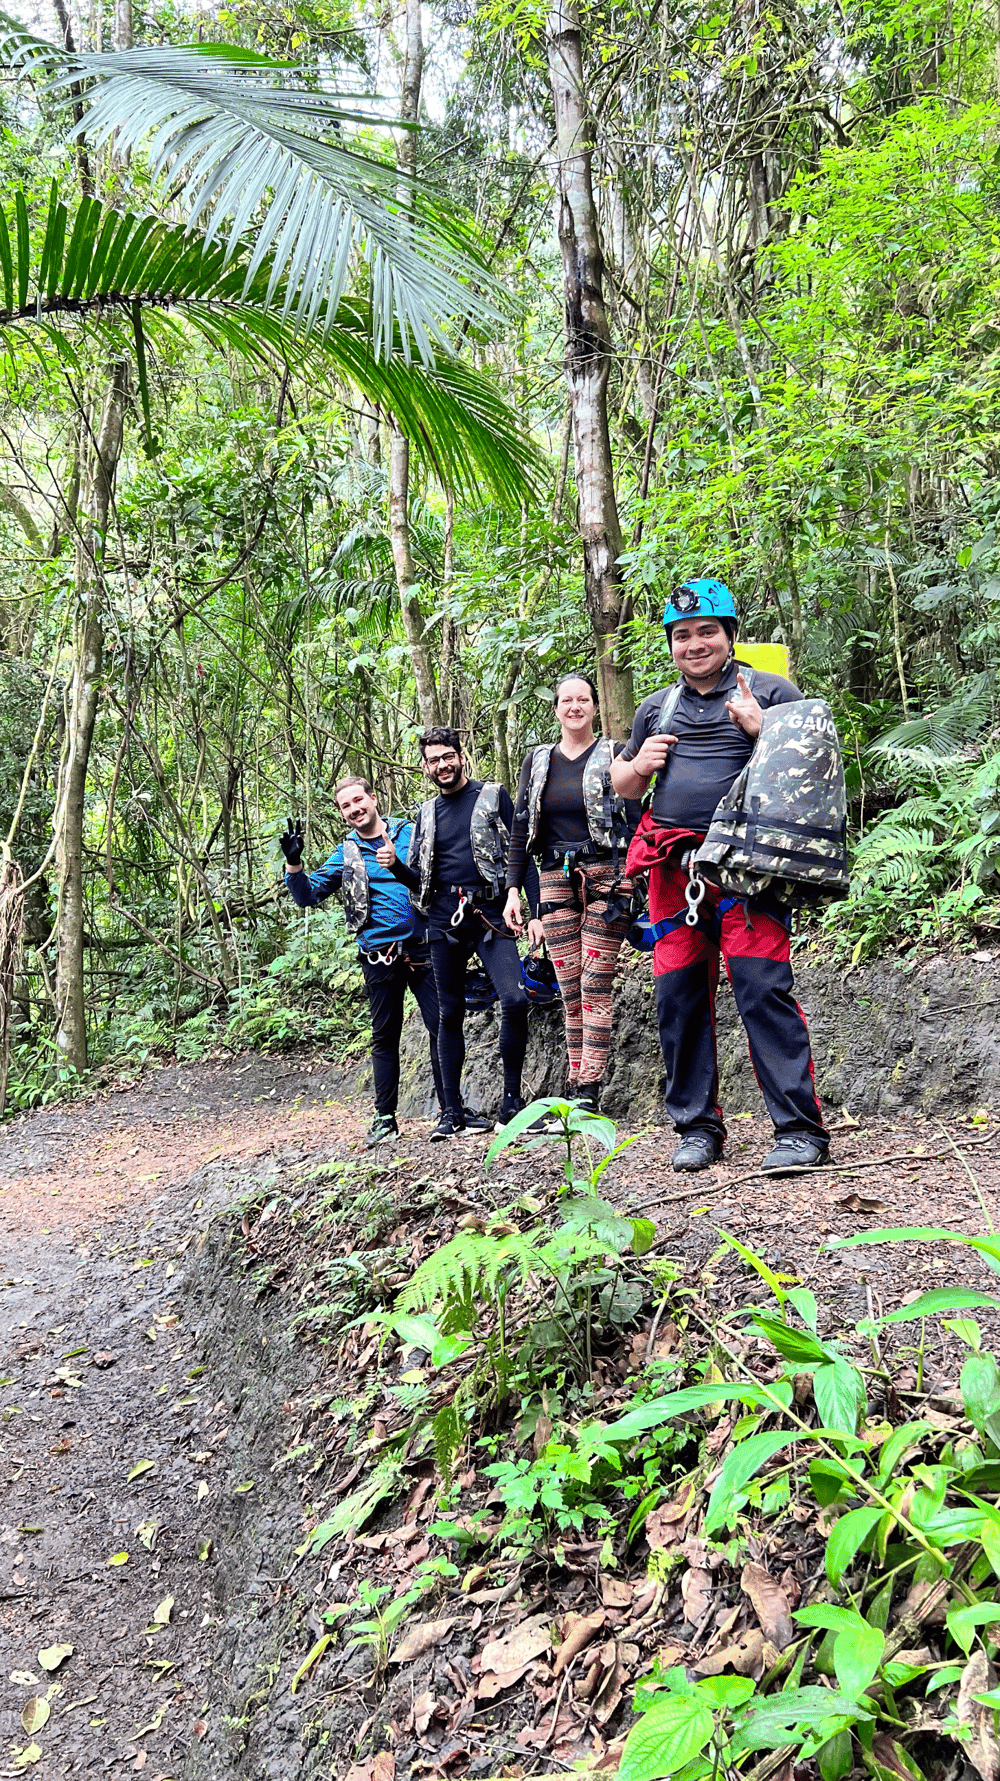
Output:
[0,1054,997,1777]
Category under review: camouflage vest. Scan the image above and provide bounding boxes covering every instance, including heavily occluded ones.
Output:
[340,817,407,935]
[692,698,850,902]
[525,739,625,853]
[410,784,509,915]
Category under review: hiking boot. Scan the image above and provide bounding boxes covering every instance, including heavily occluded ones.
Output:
[495,1095,546,1133]
[761,1135,829,1174]
[364,1112,398,1148]
[671,1131,723,1172]
[430,1110,465,1143]
[458,1107,493,1136]
[572,1082,602,1115]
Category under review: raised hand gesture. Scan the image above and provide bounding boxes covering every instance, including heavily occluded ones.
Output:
[725,672,765,738]
[279,817,304,866]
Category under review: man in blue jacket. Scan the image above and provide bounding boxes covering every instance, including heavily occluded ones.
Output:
[280,776,449,1147]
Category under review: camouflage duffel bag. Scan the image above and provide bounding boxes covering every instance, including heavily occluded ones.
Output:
[693,699,850,903]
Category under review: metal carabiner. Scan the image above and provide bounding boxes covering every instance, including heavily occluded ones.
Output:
[450,889,468,929]
[362,943,397,966]
[684,869,706,928]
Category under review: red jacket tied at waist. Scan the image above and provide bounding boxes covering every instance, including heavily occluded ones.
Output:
[625,812,705,879]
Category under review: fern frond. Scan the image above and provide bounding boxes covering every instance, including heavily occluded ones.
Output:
[398,1227,541,1314]
[871,672,995,763]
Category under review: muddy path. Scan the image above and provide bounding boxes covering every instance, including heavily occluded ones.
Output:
[0,1053,998,1778]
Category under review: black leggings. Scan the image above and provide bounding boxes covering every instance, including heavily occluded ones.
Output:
[429,918,528,1114]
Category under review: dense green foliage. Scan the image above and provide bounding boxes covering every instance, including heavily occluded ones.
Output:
[2,0,1000,1098]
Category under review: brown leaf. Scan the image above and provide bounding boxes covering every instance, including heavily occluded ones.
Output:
[390,1618,457,1664]
[694,1629,766,1679]
[600,1578,632,1609]
[956,1652,1000,1781]
[645,1489,694,1550]
[837,1193,887,1213]
[476,1662,533,1700]
[681,1568,714,1624]
[592,1642,626,1727]
[741,1563,794,1650]
[553,1611,605,1676]
[532,1414,554,1456]
[480,1613,552,1675]
[872,1734,917,1781]
[413,1691,437,1737]
[344,1757,396,1781]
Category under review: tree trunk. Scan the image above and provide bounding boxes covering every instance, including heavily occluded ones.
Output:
[547,0,634,738]
[389,0,441,731]
[53,364,126,1072]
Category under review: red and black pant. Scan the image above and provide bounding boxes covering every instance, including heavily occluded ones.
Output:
[649,856,827,1146]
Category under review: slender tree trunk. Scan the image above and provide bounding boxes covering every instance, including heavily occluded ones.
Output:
[547,0,634,738]
[389,0,441,730]
[53,364,126,1072]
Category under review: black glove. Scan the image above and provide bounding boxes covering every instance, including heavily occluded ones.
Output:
[279,817,304,866]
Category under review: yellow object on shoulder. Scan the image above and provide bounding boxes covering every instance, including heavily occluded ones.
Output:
[734,640,791,679]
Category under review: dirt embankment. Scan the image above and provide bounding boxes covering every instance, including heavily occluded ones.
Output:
[381,946,1000,1123]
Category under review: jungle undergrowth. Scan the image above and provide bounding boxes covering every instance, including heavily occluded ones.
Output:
[228,1104,1000,1781]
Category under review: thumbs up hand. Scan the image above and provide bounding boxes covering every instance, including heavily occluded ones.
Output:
[726,671,764,738]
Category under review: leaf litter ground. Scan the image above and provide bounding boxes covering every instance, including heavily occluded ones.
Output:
[0,1053,999,1778]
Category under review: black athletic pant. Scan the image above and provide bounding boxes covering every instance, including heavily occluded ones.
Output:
[429,916,528,1115]
[359,943,444,1116]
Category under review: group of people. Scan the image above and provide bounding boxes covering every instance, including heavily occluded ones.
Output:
[281,578,830,1175]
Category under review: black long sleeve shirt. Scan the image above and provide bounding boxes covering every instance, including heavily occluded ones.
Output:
[389,779,539,935]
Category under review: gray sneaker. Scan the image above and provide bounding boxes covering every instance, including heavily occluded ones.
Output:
[364,1112,399,1148]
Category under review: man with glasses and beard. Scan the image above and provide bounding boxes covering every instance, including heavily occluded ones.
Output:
[379,727,540,1141]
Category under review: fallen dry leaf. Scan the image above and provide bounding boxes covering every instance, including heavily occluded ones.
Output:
[480,1613,552,1675]
[872,1734,921,1781]
[681,1567,714,1624]
[413,1690,437,1737]
[600,1577,632,1609]
[344,1756,395,1781]
[645,1493,693,1550]
[592,1641,626,1727]
[741,1562,794,1650]
[956,1651,1000,1781]
[553,1611,605,1676]
[477,1662,534,1700]
[390,1618,457,1665]
[695,1629,766,1678]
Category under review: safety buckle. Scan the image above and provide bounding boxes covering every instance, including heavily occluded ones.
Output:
[684,868,706,928]
[450,889,468,928]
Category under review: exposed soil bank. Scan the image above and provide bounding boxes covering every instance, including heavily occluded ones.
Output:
[379,947,1000,1123]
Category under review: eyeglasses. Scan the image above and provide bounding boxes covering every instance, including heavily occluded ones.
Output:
[425,751,461,766]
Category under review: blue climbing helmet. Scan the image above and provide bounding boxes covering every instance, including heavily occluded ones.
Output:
[663,578,738,634]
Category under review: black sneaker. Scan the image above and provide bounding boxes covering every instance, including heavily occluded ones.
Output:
[572,1082,601,1114]
[364,1112,398,1148]
[430,1110,465,1143]
[671,1131,723,1172]
[761,1135,829,1174]
[458,1107,493,1136]
[495,1096,546,1133]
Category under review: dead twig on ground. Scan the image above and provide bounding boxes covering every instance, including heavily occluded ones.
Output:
[633,1130,999,1210]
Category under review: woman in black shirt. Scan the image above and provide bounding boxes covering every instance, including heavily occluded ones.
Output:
[503,673,631,1111]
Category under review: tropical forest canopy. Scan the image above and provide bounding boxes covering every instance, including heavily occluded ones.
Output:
[0,0,997,1104]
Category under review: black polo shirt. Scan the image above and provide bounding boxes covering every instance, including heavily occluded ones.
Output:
[620,660,802,831]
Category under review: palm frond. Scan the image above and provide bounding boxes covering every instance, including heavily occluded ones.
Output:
[0,16,498,359]
[0,186,539,504]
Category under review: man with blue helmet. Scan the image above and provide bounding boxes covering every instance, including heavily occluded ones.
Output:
[610,579,829,1176]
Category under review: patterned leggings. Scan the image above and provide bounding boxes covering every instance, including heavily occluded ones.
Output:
[539,861,629,1085]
